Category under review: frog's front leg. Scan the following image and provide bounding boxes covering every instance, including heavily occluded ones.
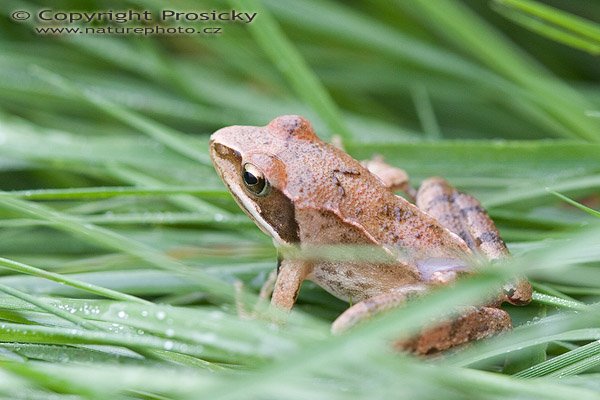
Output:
[416,177,532,305]
[271,258,312,311]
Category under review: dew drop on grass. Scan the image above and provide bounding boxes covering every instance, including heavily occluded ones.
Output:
[163,340,174,350]
[141,310,149,317]
[156,310,166,320]
[214,214,224,222]
[208,311,223,320]
[117,310,128,319]
[165,328,175,337]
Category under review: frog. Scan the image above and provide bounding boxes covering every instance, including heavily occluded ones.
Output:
[209,115,532,354]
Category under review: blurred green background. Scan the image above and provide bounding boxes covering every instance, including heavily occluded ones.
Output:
[0,0,599,399]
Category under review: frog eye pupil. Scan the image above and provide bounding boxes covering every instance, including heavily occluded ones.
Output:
[242,163,269,196]
[243,171,258,185]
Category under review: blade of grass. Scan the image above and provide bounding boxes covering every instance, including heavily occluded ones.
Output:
[493,0,600,50]
[516,340,600,378]
[104,164,230,215]
[410,84,442,139]
[482,174,600,207]
[0,195,237,303]
[5,187,229,201]
[0,213,252,228]
[0,257,148,304]
[493,4,600,55]
[531,292,588,311]
[407,0,600,142]
[30,66,211,165]
[228,0,351,141]
[549,190,600,218]
[0,284,103,330]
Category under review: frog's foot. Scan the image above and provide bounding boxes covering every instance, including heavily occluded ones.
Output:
[331,285,427,334]
[416,177,532,306]
[361,155,416,199]
[235,269,278,320]
[395,306,511,355]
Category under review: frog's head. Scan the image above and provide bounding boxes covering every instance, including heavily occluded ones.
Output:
[209,115,318,245]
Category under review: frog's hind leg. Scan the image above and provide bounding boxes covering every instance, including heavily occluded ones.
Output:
[331,136,415,198]
[416,177,508,260]
[331,287,512,355]
[331,285,428,334]
[361,155,416,198]
[397,306,511,355]
[416,177,532,305]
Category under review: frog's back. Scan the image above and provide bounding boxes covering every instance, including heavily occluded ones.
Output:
[266,117,474,299]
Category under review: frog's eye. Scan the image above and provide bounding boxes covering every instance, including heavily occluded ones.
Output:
[242,163,270,196]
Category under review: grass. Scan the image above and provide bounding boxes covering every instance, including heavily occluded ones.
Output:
[0,0,599,398]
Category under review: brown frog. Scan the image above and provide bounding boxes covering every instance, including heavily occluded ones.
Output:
[209,115,532,354]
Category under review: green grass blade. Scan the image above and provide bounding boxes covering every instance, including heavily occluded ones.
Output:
[407,0,600,142]
[31,67,211,165]
[0,257,148,304]
[0,195,236,302]
[494,5,600,55]
[494,0,600,52]
[228,0,351,140]
[549,190,600,218]
[516,340,600,378]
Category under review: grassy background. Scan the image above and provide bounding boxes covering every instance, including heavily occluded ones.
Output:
[0,0,599,398]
